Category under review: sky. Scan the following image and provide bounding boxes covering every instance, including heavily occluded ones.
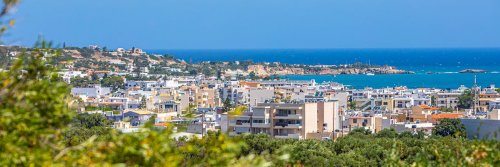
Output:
[4,0,500,49]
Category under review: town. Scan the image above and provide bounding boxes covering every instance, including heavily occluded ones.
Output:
[40,46,499,140]
[2,0,499,165]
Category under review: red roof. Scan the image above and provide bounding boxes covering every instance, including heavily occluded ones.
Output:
[419,105,440,110]
[431,113,464,120]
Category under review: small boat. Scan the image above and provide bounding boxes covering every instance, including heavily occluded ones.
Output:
[366,73,375,76]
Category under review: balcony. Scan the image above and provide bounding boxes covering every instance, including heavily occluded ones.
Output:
[252,115,268,119]
[274,114,302,119]
[252,123,271,128]
[229,122,251,127]
[274,122,302,129]
[274,133,302,139]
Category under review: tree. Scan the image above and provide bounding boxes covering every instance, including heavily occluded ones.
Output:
[101,75,124,91]
[349,128,372,135]
[70,76,99,87]
[189,69,198,75]
[432,119,467,138]
[216,70,222,80]
[398,131,415,138]
[348,101,357,110]
[248,71,258,80]
[376,128,397,138]
[64,113,112,146]
[0,46,75,164]
[71,113,111,128]
[440,107,454,112]
[431,95,437,106]
[139,95,147,109]
[457,89,473,109]
[222,98,232,113]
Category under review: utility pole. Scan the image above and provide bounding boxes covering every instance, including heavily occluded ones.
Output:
[472,75,480,115]
[201,110,205,138]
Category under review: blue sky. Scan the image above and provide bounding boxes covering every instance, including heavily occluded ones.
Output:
[4,0,500,49]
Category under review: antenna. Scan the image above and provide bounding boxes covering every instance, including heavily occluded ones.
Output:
[472,75,479,115]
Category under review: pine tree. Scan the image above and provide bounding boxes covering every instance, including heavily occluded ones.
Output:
[140,95,147,109]
[222,98,232,113]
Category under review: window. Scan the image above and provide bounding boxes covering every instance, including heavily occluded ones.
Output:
[353,119,357,123]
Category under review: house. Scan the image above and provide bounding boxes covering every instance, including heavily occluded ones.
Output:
[123,110,154,126]
[248,88,275,106]
[430,113,464,124]
[392,122,434,135]
[71,85,111,99]
[434,92,461,109]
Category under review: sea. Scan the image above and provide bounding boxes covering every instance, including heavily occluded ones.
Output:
[146,48,500,89]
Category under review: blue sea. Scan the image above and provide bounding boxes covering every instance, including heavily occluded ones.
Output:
[147,48,500,89]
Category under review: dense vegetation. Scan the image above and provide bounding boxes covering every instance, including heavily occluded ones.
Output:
[238,130,499,166]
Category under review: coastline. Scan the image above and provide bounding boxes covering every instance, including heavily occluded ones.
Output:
[284,72,500,89]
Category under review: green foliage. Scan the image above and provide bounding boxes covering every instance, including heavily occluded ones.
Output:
[376,128,398,138]
[262,74,281,80]
[0,0,19,37]
[64,113,112,146]
[240,130,500,166]
[248,71,259,80]
[433,118,467,138]
[458,89,473,109]
[349,127,372,135]
[348,101,357,110]
[140,95,147,109]
[222,98,232,113]
[0,48,74,165]
[228,105,247,117]
[70,76,99,87]
[85,105,113,111]
[59,128,275,166]
[71,113,111,128]
[100,75,124,90]
[440,107,454,112]
[183,104,197,118]
[431,95,437,106]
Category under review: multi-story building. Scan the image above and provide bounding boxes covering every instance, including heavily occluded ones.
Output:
[227,101,339,139]
[434,92,461,109]
[248,88,275,106]
[195,87,218,108]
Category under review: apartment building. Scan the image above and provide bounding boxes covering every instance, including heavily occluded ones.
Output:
[71,84,111,99]
[195,87,218,108]
[434,92,461,109]
[227,101,339,139]
[345,112,395,133]
[248,88,275,106]
[479,93,500,111]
